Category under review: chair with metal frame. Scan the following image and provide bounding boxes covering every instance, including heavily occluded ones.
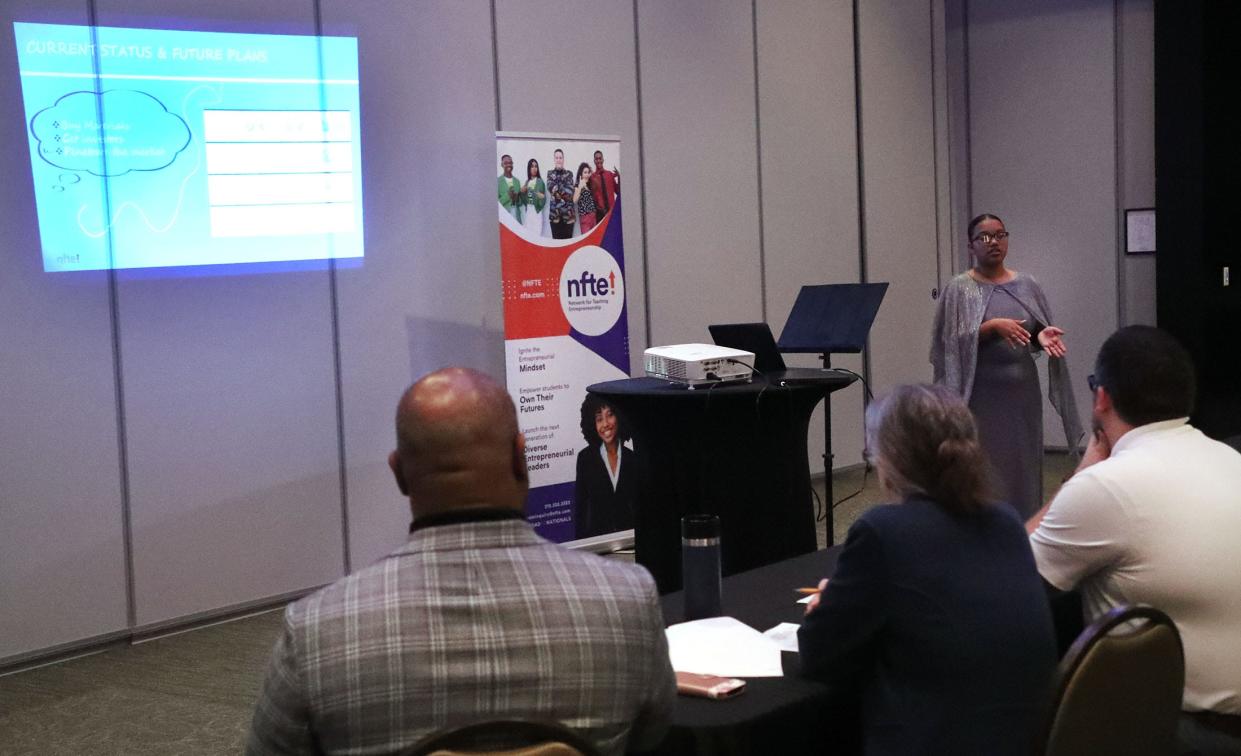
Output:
[1037,604,1184,756]
[403,719,603,756]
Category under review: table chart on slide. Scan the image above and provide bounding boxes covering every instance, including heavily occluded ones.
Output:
[204,109,357,238]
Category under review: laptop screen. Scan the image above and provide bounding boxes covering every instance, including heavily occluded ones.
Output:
[708,323,786,372]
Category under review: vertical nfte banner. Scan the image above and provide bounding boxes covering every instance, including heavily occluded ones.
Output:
[496,133,630,543]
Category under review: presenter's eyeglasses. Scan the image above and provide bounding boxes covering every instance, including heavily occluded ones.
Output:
[971,231,1009,244]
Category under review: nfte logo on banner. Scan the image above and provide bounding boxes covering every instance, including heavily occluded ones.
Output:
[559,244,625,336]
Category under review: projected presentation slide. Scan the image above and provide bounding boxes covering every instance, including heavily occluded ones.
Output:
[14,22,363,272]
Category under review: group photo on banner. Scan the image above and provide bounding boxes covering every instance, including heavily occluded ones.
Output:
[496,132,638,545]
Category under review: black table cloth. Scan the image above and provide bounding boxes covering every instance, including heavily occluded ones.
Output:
[588,370,853,593]
[651,546,858,756]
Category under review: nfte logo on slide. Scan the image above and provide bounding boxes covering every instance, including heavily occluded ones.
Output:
[559,245,625,336]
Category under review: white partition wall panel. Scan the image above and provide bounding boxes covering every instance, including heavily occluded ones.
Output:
[967,0,1118,445]
[755,0,866,471]
[94,0,346,626]
[858,0,941,393]
[637,0,763,344]
[0,1,129,661]
[115,270,346,626]
[943,0,972,271]
[1119,0,1155,326]
[495,0,648,374]
[930,2,958,304]
[327,0,501,569]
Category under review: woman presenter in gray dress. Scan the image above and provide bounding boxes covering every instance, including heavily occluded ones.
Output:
[931,213,1083,518]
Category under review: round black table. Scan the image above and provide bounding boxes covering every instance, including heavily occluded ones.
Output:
[654,546,856,756]
[587,369,854,593]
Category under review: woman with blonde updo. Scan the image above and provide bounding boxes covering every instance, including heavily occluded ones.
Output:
[799,384,1057,756]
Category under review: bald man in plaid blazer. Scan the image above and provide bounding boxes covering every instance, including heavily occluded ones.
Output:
[247,368,675,756]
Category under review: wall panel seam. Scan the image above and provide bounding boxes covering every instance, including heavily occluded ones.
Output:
[852,0,867,286]
[490,0,501,131]
[752,0,768,321]
[962,0,974,265]
[633,0,652,348]
[851,0,872,392]
[930,0,944,291]
[328,267,351,577]
[1113,0,1127,326]
[315,0,351,576]
[88,0,137,630]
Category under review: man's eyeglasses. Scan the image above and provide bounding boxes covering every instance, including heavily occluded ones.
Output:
[1087,374,1099,392]
[971,231,1009,244]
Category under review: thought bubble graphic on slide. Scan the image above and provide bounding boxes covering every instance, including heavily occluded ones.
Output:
[51,173,82,192]
[30,90,191,177]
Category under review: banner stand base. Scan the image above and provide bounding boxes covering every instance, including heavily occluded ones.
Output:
[566,529,634,555]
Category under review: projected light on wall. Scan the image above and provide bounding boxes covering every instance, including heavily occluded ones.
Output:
[14,22,364,272]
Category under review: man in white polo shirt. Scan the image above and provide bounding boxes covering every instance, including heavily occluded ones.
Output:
[1027,326,1241,753]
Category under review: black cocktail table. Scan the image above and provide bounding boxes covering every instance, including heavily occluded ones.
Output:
[588,370,853,593]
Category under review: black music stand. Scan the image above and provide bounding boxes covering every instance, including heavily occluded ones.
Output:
[778,282,888,544]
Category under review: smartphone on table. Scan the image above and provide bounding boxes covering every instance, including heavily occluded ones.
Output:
[675,671,747,700]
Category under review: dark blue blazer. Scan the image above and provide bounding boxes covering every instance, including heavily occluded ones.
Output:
[798,497,1057,755]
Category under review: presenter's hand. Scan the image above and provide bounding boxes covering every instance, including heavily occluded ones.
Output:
[803,578,829,616]
[1038,326,1068,358]
[983,318,1031,348]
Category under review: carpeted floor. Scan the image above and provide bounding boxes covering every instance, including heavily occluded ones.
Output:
[0,454,1075,755]
[0,610,283,755]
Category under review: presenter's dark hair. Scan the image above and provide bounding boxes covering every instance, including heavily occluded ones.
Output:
[1093,325,1195,426]
[527,158,541,179]
[967,213,1003,240]
[867,384,993,514]
[576,162,591,183]
[579,394,631,445]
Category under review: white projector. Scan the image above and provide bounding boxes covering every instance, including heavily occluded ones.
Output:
[643,344,755,387]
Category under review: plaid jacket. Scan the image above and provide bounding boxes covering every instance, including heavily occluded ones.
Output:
[246,517,675,755]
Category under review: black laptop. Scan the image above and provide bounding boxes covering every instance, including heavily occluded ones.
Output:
[707,322,786,372]
[710,322,845,384]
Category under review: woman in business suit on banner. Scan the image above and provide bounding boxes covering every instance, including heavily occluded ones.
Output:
[574,394,644,540]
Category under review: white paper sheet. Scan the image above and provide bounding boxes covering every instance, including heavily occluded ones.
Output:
[762,622,801,653]
[797,594,814,604]
[665,616,785,677]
